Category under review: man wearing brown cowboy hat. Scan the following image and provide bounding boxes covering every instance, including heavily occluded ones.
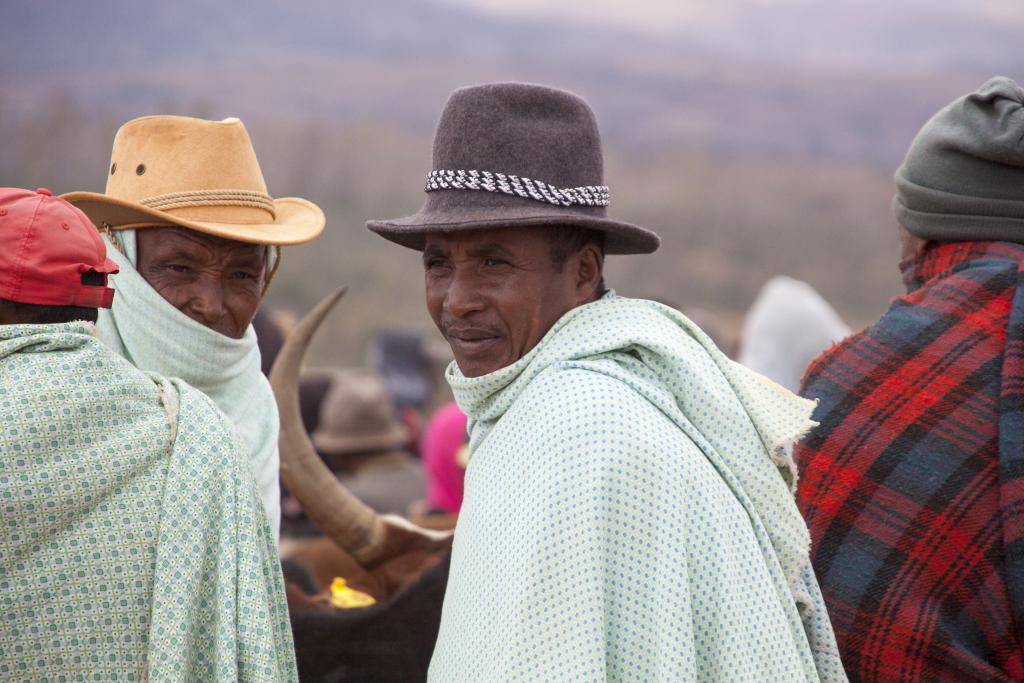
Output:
[63,115,325,542]
[369,82,846,681]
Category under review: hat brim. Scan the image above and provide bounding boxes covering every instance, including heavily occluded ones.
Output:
[312,428,409,456]
[60,191,325,246]
[368,203,660,255]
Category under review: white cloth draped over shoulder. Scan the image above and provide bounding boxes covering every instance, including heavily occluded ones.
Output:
[739,276,851,392]
[430,294,847,681]
[96,229,281,542]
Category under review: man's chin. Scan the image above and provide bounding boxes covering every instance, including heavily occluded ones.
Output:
[205,319,244,339]
[161,298,247,338]
[452,351,511,378]
[453,356,501,378]
[193,316,245,339]
[447,337,507,377]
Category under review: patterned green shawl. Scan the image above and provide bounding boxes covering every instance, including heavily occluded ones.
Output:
[0,323,296,681]
[430,294,846,682]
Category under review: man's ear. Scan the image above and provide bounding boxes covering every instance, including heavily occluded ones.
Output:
[898,224,930,262]
[574,243,604,303]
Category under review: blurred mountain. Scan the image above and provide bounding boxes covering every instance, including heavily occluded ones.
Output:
[458,0,1024,71]
[2,0,1020,166]
[677,0,1024,72]
[2,0,1021,361]
[0,0,624,74]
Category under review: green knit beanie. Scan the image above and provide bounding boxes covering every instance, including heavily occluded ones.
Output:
[894,76,1024,243]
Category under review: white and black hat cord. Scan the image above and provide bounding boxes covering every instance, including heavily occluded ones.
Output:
[425,169,610,207]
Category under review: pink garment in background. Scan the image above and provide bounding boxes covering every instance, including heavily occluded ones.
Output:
[421,401,467,514]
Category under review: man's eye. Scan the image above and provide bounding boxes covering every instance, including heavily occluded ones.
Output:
[483,258,508,267]
[425,259,450,271]
[167,264,190,273]
[231,271,255,280]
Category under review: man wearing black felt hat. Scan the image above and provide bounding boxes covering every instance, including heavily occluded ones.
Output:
[369,82,844,681]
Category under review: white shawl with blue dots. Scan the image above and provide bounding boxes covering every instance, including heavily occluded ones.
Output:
[430,294,846,682]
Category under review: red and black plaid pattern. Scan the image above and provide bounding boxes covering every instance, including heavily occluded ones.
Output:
[796,241,1024,682]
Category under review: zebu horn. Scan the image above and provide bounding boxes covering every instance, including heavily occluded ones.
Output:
[270,288,452,567]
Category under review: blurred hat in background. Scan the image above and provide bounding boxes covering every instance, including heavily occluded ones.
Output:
[312,368,408,455]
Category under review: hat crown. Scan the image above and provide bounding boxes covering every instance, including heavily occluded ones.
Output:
[0,187,117,308]
[894,76,1024,243]
[432,83,604,188]
[62,115,326,246]
[366,81,662,255]
[106,115,269,200]
[313,370,407,455]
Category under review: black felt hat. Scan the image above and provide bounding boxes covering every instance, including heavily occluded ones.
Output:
[367,82,661,255]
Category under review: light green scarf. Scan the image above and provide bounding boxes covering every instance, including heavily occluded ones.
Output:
[430,294,846,682]
[0,323,296,681]
[96,230,281,541]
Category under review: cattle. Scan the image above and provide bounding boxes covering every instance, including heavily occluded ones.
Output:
[270,289,454,682]
[284,552,450,682]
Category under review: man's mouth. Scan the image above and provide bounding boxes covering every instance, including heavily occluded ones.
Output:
[444,328,501,355]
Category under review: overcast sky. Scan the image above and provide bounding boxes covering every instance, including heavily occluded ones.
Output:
[447,0,1024,34]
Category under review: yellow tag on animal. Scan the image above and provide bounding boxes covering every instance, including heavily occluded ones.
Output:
[328,577,376,609]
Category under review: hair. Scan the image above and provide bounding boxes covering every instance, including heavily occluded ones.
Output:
[546,226,607,297]
[0,299,98,324]
[0,272,105,325]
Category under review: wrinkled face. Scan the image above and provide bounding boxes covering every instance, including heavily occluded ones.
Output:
[423,226,599,378]
[136,226,267,338]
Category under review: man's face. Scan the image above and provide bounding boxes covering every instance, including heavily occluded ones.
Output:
[423,226,596,378]
[136,226,266,338]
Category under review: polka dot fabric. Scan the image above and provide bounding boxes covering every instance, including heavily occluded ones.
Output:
[430,295,847,682]
[0,324,296,682]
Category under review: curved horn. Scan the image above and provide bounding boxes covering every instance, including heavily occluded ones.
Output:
[270,287,387,563]
[270,289,452,567]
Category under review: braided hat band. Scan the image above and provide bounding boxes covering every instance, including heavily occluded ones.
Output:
[139,189,276,216]
[425,170,610,208]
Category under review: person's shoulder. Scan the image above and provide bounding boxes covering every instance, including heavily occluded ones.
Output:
[523,360,646,407]
[495,362,709,497]
[67,326,165,389]
[513,361,683,450]
[162,376,247,456]
[799,324,871,393]
[4,325,165,402]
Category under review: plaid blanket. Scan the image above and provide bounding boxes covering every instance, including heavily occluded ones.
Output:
[796,241,1024,681]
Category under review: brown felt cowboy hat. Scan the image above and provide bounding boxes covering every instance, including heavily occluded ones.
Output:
[62,115,324,245]
[367,82,661,254]
[311,369,408,456]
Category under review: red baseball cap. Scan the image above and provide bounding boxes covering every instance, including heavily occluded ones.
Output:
[0,187,118,309]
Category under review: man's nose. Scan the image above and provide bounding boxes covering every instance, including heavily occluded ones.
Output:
[183,279,228,324]
[444,269,485,318]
